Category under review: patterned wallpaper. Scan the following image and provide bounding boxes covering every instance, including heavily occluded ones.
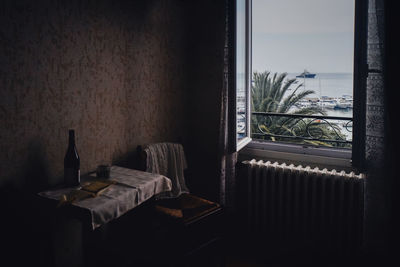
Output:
[0,0,187,189]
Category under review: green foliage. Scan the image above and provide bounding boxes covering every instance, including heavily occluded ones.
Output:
[251,71,349,147]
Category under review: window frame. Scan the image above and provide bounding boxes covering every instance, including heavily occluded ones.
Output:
[230,0,252,152]
[351,0,368,170]
[241,0,367,167]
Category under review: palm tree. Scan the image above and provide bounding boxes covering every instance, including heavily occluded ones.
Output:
[251,71,346,146]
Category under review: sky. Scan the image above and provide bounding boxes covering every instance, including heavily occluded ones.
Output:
[252,0,355,74]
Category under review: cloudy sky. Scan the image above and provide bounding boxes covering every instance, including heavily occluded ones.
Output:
[252,0,355,73]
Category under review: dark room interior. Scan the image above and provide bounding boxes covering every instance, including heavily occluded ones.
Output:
[1,0,400,266]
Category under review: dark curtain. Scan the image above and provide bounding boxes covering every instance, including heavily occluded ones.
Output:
[364,0,386,253]
[364,0,400,259]
[218,0,237,209]
[384,0,400,260]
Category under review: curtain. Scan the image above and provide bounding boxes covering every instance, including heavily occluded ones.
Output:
[218,0,237,209]
[384,0,400,256]
[364,0,391,255]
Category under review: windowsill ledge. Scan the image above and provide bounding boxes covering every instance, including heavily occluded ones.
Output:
[239,140,353,171]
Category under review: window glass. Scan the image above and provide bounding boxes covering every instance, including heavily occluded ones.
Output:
[237,0,247,141]
[252,0,355,149]
[234,0,252,151]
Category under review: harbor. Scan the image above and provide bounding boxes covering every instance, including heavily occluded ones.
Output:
[294,95,353,111]
[238,72,354,141]
[288,72,354,117]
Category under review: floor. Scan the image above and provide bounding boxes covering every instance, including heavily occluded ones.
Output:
[220,234,368,267]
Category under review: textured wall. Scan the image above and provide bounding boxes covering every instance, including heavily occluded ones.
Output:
[0,0,187,190]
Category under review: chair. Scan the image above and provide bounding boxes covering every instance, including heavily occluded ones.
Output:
[137,143,224,266]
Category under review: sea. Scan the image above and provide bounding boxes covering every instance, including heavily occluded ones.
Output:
[243,72,354,141]
[285,72,353,141]
[285,72,353,118]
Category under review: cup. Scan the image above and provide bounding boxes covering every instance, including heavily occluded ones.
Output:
[96,164,111,178]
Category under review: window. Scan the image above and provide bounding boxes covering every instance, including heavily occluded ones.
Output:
[241,0,367,163]
[231,0,252,151]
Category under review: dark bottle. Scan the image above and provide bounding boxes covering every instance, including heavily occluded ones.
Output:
[64,129,80,186]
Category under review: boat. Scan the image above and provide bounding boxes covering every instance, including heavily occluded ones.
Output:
[335,99,353,109]
[319,99,336,109]
[296,70,316,78]
[295,99,312,109]
[334,95,353,109]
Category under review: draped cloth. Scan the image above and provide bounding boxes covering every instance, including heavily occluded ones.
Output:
[144,142,189,199]
[363,0,392,255]
[39,166,172,229]
[217,0,238,210]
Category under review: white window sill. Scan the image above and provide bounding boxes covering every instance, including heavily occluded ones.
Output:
[239,140,353,171]
[237,137,252,152]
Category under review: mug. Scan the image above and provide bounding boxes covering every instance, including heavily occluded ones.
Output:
[96,164,111,178]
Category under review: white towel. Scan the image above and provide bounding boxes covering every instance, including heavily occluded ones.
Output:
[144,143,189,198]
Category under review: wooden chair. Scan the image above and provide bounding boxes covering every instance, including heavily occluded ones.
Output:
[137,144,224,266]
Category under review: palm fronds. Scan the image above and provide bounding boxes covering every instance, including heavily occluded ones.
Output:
[251,71,346,147]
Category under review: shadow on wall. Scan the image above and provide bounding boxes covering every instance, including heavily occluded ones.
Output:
[20,139,52,192]
[112,149,142,171]
[4,138,147,193]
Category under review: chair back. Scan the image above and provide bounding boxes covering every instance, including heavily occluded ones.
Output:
[137,143,189,198]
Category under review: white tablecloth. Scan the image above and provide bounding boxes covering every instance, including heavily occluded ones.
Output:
[39,166,172,229]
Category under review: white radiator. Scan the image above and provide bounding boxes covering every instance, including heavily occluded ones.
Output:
[239,159,365,251]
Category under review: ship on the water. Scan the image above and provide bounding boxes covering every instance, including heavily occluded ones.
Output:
[296,70,316,78]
